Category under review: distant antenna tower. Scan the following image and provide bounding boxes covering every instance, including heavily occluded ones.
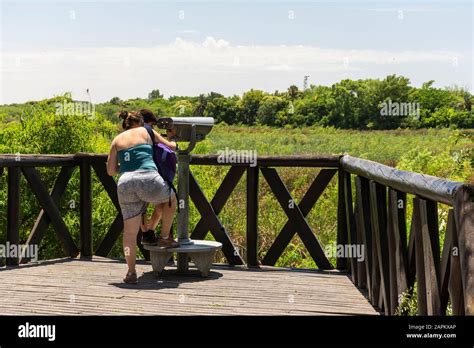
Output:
[86,88,92,103]
[303,75,310,90]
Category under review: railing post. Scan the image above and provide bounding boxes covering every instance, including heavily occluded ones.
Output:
[336,168,348,270]
[7,167,21,266]
[453,185,474,315]
[246,166,259,267]
[80,160,93,257]
[440,210,464,315]
[417,197,442,315]
[413,197,427,315]
[355,176,372,296]
[387,189,408,315]
[343,171,358,284]
[369,181,390,314]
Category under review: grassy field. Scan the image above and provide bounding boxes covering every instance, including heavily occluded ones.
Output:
[197,125,474,184]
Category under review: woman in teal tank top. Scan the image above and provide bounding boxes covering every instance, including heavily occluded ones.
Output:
[106,111,179,284]
[117,143,157,173]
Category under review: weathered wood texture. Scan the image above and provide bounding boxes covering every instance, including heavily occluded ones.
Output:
[6,167,21,265]
[453,185,474,315]
[263,169,336,266]
[80,162,93,257]
[340,164,473,315]
[340,155,463,205]
[0,154,340,168]
[22,166,76,263]
[260,167,333,270]
[0,154,76,167]
[21,167,79,257]
[0,257,378,315]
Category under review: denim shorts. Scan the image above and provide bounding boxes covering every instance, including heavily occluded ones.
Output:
[117,170,172,220]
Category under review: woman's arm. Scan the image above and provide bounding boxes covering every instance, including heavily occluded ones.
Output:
[106,141,119,176]
[153,129,177,151]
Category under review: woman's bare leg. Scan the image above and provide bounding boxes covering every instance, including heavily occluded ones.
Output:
[123,214,142,272]
[158,195,177,239]
[140,204,149,231]
[148,205,163,231]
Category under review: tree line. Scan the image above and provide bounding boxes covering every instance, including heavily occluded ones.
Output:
[103,75,472,129]
[1,74,473,129]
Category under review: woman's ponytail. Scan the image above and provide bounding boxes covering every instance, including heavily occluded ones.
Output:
[118,110,143,130]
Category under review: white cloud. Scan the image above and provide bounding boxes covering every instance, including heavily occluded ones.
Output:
[202,36,230,49]
[0,36,468,103]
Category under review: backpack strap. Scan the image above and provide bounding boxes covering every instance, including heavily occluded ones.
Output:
[143,124,179,212]
[144,124,156,144]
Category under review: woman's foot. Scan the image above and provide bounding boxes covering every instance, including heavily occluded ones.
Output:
[141,229,158,245]
[139,213,157,245]
[123,270,137,284]
[157,235,180,248]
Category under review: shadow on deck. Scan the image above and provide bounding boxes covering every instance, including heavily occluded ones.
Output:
[0,257,378,316]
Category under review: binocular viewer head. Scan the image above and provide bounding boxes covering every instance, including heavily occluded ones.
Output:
[156,117,214,142]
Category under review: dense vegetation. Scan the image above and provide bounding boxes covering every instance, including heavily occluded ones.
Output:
[1,75,473,130]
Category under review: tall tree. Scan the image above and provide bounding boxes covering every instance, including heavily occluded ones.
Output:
[148,89,164,101]
[287,85,301,100]
[238,89,265,125]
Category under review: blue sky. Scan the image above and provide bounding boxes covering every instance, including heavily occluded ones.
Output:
[0,0,472,103]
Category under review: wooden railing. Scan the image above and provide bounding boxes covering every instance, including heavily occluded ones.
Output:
[0,154,340,268]
[0,153,472,316]
[339,155,473,316]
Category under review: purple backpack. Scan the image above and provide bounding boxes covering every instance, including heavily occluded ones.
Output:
[145,125,178,206]
[154,142,177,183]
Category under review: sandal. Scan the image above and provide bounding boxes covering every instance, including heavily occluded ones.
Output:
[123,271,137,284]
[157,236,180,248]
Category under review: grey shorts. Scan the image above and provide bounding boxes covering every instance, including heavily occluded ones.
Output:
[117,170,173,220]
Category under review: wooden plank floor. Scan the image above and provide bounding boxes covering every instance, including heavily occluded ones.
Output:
[0,257,378,315]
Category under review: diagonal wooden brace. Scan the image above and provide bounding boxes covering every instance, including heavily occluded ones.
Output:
[21,167,79,258]
[260,167,333,270]
[262,169,336,266]
[189,171,244,265]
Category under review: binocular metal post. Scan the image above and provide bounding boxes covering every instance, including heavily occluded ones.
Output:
[176,126,195,273]
[176,151,191,272]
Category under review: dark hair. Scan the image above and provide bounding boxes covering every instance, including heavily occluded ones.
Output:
[139,109,157,124]
[118,110,144,130]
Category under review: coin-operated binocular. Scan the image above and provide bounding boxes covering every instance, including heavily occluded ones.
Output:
[156,117,214,152]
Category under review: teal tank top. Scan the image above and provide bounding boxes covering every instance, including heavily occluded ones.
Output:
[117,144,157,174]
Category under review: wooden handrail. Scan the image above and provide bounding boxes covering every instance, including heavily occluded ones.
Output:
[0,153,341,167]
[340,155,464,206]
[0,154,76,167]
[190,154,341,167]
